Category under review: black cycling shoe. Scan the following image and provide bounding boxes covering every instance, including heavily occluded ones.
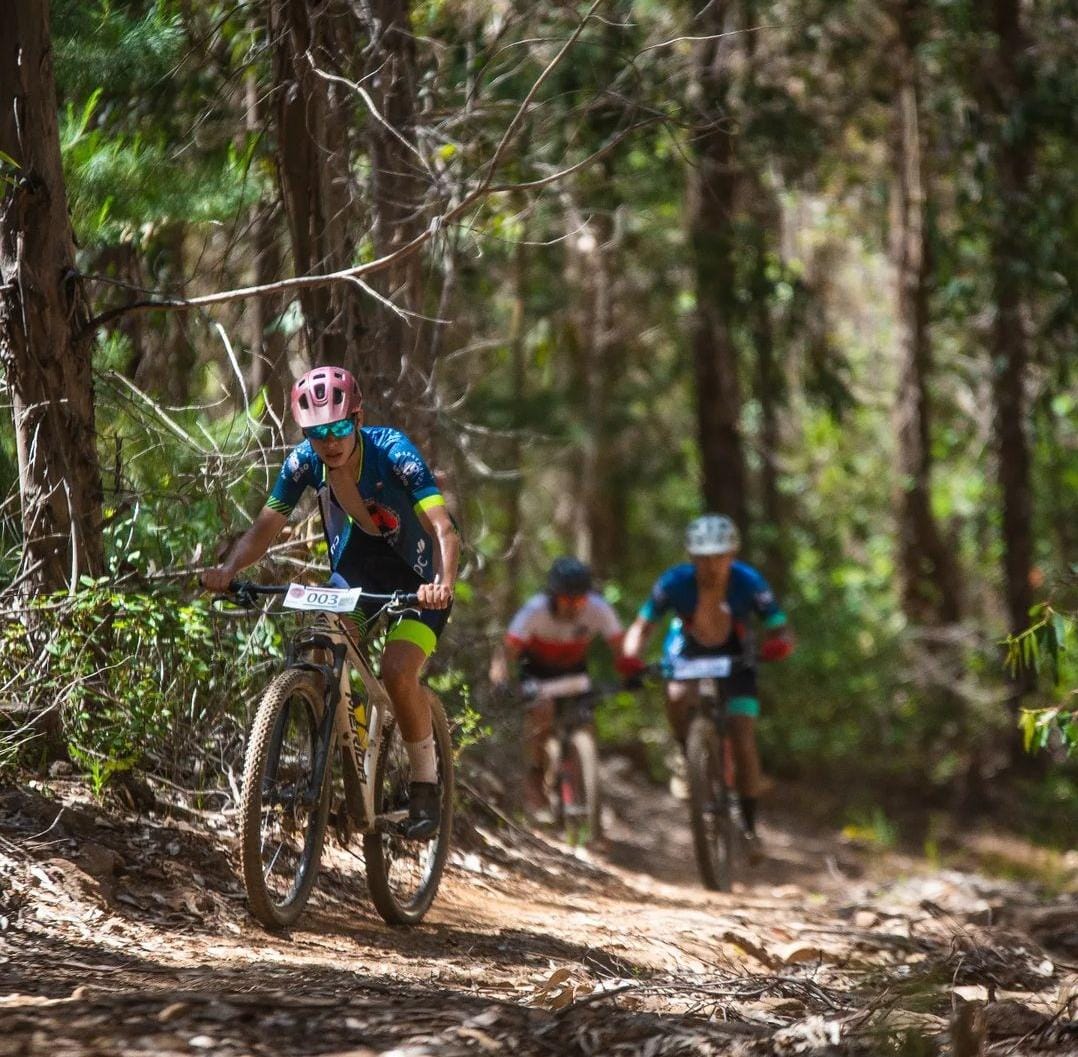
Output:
[404,781,441,841]
[743,828,765,866]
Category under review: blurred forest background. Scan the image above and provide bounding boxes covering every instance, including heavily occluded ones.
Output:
[1,0,1074,849]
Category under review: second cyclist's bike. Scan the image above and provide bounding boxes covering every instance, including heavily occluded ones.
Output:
[522,672,615,845]
[221,580,454,929]
[663,653,750,892]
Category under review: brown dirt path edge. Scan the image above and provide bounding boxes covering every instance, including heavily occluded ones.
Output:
[1,770,1076,1057]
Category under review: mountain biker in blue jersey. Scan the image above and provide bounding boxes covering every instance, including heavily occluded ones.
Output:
[201,366,459,840]
[622,515,794,856]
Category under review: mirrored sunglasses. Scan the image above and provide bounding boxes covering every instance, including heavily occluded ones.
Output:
[303,418,356,441]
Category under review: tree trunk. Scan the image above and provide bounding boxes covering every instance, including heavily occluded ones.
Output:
[688,1,749,529]
[504,219,528,618]
[890,0,960,626]
[361,0,425,395]
[749,213,787,592]
[270,0,365,373]
[0,1,104,595]
[244,62,290,423]
[987,0,1035,642]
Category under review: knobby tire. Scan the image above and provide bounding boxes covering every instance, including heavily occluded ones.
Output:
[364,690,454,926]
[686,713,735,892]
[240,668,331,928]
[562,729,601,845]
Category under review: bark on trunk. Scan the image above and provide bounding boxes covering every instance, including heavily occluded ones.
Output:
[749,209,787,592]
[270,0,366,373]
[361,0,425,409]
[890,0,961,626]
[504,220,528,617]
[244,63,290,423]
[0,1,104,594]
[688,1,749,528]
[989,0,1035,640]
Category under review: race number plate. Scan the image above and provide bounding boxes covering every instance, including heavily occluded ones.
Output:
[668,655,733,681]
[282,583,362,613]
[522,672,592,700]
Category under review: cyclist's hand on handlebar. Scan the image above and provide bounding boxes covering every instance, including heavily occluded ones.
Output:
[616,654,648,690]
[760,631,794,662]
[201,564,238,593]
[417,582,453,610]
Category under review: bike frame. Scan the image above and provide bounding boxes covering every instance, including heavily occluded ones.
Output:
[665,655,750,789]
[230,583,421,836]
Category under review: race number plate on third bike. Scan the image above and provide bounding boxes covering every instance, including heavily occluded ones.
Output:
[667,655,734,681]
[282,583,362,613]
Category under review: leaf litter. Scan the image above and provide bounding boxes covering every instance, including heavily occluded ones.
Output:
[0,774,1076,1055]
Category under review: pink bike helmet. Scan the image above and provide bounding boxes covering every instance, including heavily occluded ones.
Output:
[290,366,362,427]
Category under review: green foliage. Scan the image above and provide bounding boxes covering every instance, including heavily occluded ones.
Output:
[427,666,491,753]
[0,582,281,783]
[1009,604,1078,755]
[842,806,899,850]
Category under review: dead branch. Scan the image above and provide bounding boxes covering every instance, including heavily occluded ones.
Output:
[78,2,615,337]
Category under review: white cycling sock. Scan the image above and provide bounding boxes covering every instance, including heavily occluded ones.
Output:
[405,735,438,784]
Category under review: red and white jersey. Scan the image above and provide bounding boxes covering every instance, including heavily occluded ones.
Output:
[506,592,623,671]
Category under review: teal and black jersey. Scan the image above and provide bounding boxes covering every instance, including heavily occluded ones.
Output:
[267,427,445,584]
[640,561,787,663]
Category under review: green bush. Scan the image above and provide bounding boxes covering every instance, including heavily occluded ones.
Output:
[0,580,281,786]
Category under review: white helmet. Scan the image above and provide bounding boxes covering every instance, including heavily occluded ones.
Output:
[685,514,740,556]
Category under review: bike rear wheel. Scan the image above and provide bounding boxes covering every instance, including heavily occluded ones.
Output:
[686,713,736,891]
[240,669,331,928]
[560,729,601,845]
[364,690,454,926]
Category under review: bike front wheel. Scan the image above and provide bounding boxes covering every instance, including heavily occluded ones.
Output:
[559,729,601,845]
[239,669,331,928]
[686,714,736,891]
[364,690,454,926]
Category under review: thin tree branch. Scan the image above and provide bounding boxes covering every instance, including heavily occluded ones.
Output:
[79,1,609,336]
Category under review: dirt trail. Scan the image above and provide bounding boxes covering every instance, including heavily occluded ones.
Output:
[1,763,1076,1056]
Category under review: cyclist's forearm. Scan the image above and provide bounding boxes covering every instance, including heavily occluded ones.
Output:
[220,508,285,574]
[428,509,460,587]
[622,617,652,659]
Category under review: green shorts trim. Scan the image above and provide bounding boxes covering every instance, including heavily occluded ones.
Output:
[386,617,438,657]
[727,696,760,719]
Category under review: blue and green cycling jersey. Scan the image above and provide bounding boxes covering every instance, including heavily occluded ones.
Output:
[267,427,445,584]
[640,561,787,660]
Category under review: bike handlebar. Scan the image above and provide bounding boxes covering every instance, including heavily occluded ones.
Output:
[221,580,422,610]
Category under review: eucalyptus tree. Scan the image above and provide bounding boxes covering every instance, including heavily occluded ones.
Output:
[1,0,104,594]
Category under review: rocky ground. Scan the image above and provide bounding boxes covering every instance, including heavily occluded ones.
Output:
[1,758,1076,1056]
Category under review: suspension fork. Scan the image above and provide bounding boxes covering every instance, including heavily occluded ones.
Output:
[284,632,348,805]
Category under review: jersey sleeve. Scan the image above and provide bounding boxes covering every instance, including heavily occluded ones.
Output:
[387,432,445,515]
[747,567,786,629]
[506,597,539,646]
[266,445,316,516]
[639,572,673,623]
[590,595,624,641]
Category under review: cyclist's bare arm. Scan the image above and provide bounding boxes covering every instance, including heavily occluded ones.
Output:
[622,615,653,660]
[201,506,287,591]
[416,503,459,609]
[490,636,523,685]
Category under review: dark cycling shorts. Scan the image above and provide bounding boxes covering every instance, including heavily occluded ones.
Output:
[329,546,450,658]
[519,657,588,681]
[664,627,759,718]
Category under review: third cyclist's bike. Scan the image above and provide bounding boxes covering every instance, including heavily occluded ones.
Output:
[663,654,750,891]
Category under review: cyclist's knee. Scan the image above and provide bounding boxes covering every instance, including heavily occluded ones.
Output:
[381,643,424,696]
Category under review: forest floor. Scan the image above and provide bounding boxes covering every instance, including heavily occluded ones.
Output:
[2,757,1076,1057]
